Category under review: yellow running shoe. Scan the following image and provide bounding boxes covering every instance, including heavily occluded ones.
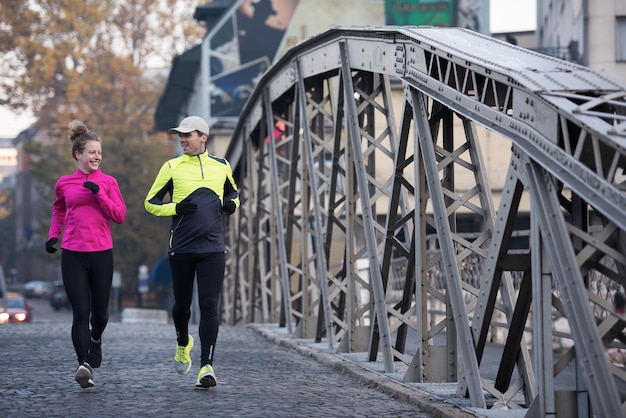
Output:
[174,335,193,375]
[195,364,217,389]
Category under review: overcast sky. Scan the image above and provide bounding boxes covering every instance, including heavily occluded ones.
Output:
[0,107,34,138]
[490,0,537,33]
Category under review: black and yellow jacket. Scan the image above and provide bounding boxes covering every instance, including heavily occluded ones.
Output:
[144,150,239,254]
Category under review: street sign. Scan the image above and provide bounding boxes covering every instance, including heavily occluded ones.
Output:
[138,265,149,294]
[112,271,121,288]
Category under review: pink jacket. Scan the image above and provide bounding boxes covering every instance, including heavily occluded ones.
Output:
[48,168,126,252]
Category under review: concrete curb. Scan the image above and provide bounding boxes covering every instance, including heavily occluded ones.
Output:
[121,308,169,324]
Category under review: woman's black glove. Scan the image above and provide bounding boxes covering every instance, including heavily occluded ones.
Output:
[45,238,59,254]
[176,196,197,215]
[83,181,99,194]
[222,200,236,215]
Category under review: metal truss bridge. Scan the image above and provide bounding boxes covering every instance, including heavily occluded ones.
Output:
[220,26,626,416]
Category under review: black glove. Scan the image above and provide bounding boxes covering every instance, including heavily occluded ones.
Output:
[83,181,99,194]
[222,200,236,215]
[176,196,197,215]
[45,238,59,254]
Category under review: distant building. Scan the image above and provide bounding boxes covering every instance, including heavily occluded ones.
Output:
[492,30,536,50]
[13,128,58,284]
[537,0,626,83]
[0,138,18,189]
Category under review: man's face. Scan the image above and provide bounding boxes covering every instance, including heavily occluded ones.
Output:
[178,131,206,155]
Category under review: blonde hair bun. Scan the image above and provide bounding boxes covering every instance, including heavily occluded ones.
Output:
[68,120,89,142]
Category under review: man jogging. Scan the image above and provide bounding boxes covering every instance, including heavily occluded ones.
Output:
[144,116,239,389]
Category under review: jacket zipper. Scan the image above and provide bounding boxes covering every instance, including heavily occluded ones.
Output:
[196,154,205,179]
[171,154,205,250]
[170,217,184,249]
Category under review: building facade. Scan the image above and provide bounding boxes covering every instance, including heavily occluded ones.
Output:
[537,0,626,83]
[0,138,18,188]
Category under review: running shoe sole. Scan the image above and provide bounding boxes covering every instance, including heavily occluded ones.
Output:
[197,377,217,389]
[195,373,217,389]
[75,365,94,388]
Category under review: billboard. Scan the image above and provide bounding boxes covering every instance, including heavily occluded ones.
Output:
[208,0,300,120]
[385,0,455,26]
[385,0,483,32]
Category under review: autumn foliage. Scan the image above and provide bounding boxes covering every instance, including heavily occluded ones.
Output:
[0,0,205,300]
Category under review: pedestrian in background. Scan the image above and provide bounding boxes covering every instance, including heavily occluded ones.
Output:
[45,120,127,388]
[144,116,239,389]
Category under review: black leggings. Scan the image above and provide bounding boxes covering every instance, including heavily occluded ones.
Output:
[169,252,225,367]
[61,249,113,365]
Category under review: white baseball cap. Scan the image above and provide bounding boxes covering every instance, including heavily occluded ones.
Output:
[168,116,210,135]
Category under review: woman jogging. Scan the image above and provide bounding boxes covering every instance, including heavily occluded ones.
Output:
[45,120,127,388]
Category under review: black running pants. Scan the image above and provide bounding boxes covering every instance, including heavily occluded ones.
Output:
[61,249,113,365]
[169,251,225,367]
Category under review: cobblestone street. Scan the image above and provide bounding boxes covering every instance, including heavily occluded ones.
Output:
[0,321,448,417]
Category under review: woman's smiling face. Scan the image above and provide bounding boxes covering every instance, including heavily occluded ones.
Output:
[76,140,102,173]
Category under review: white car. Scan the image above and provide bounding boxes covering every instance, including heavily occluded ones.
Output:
[22,280,54,298]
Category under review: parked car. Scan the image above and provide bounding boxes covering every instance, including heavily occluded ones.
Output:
[0,267,7,324]
[22,280,54,299]
[0,304,8,324]
[5,292,33,323]
[50,290,71,311]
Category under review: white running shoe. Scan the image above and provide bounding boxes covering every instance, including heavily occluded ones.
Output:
[74,363,94,388]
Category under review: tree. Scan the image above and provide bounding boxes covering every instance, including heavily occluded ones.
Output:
[0,0,205,303]
[0,0,204,111]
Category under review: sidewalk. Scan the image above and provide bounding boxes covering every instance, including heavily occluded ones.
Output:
[0,321,472,418]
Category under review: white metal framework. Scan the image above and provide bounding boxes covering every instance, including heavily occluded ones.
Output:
[222,27,626,416]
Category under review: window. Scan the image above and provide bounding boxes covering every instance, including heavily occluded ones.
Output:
[618,17,626,62]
